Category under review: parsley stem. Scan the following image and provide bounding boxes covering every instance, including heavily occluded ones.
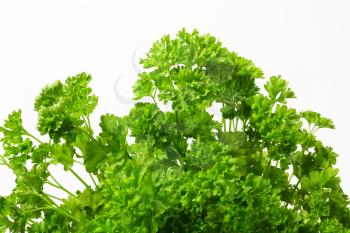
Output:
[285,180,300,207]
[73,159,85,166]
[25,190,59,208]
[23,131,44,144]
[259,150,263,164]
[288,173,293,183]
[24,206,55,214]
[89,173,98,187]
[151,88,157,104]
[235,118,239,131]
[49,173,75,196]
[46,180,75,196]
[0,155,11,168]
[263,158,272,177]
[69,168,90,188]
[34,193,78,221]
[44,192,65,202]
[86,115,92,130]
[82,116,93,136]
[310,125,319,134]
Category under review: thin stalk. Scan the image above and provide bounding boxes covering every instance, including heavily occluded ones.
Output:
[221,117,225,132]
[21,190,58,208]
[24,206,54,214]
[86,116,92,131]
[44,192,65,202]
[18,188,74,220]
[288,160,296,183]
[34,191,77,221]
[75,152,83,158]
[0,155,11,168]
[151,88,158,104]
[285,180,300,207]
[309,125,318,134]
[23,131,44,144]
[263,158,272,178]
[288,174,293,183]
[41,194,59,207]
[89,173,98,187]
[49,173,75,196]
[235,118,239,131]
[82,116,93,136]
[46,181,75,196]
[229,119,232,132]
[222,103,226,132]
[310,126,319,134]
[69,168,89,188]
[259,149,263,164]
[73,159,84,166]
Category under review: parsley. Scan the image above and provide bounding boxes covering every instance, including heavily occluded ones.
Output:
[1,29,349,232]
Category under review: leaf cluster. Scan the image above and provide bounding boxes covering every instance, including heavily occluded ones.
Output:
[1,29,349,233]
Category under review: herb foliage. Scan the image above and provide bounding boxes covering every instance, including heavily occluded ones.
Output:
[1,29,349,232]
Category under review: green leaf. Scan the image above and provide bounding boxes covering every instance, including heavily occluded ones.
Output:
[264,76,296,103]
[50,143,74,170]
[84,139,108,174]
[301,167,339,192]
[35,72,98,142]
[300,110,335,129]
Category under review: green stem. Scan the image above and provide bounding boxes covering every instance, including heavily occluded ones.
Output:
[23,131,44,144]
[24,206,54,214]
[22,190,58,208]
[235,118,239,131]
[288,174,293,183]
[259,150,263,164]
[44,192,65,202]
[309,125,318,134]
[49,173,75,196]
[151,88,157,104]
[73,159,84,166]
[82,116,93,136]
[19,190,77,222]
[46,181,75,196]
[89,173,98,187]
[263,158,272,178]
[285,180,300,207]
[69,168,90,188]
[229,119,232,132]
[86,116,92,131]
[0,155,11,168]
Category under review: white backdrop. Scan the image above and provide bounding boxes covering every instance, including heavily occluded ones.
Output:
[1,0,349,197]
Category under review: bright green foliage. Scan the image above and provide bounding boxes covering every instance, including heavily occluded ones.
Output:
[1,29,349,232]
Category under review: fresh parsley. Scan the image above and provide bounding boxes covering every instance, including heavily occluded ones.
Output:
[1,29,349,233]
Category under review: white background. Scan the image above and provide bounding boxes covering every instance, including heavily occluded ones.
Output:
[1,0,350,198]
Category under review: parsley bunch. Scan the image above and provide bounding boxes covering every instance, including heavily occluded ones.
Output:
[1,29,349,233]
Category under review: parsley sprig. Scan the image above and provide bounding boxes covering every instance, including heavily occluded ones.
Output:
[1,29,349,233]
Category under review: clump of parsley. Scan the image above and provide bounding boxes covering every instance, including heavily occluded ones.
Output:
[1,29,349,233]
